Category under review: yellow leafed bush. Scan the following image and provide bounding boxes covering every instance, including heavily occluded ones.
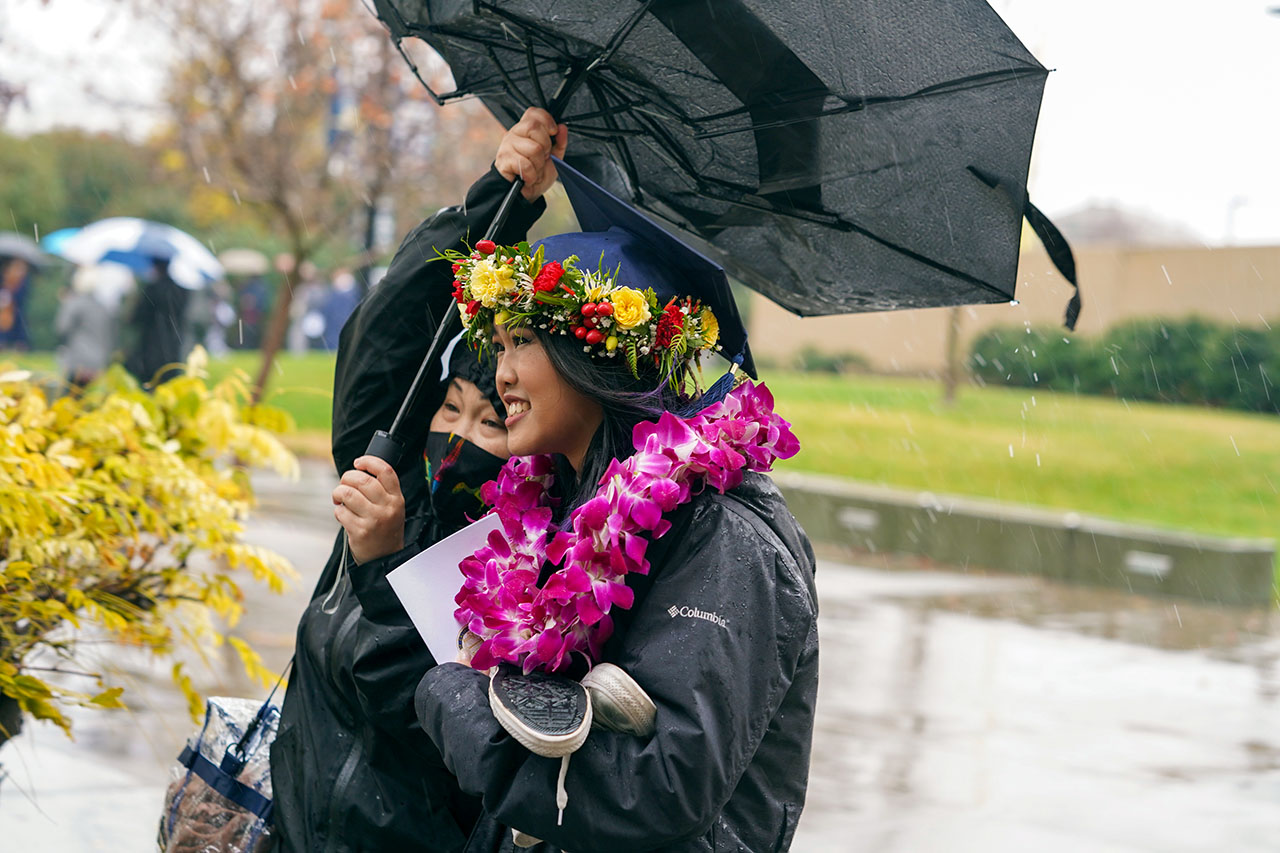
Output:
[0,347,298,743]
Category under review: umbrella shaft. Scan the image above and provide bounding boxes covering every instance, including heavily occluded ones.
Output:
[367,65,583,465]
[483,178,525,242]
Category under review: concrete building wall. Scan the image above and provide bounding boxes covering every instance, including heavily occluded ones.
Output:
[747,243,1280,374]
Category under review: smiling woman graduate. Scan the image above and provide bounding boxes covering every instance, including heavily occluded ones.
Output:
[414,162,820,853]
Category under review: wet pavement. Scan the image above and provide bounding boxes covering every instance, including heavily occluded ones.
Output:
[1,461,1277,851]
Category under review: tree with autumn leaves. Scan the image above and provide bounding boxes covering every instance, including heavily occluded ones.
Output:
[145,0,503,400]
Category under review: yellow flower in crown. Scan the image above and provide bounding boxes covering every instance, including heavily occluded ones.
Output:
[700,307,719,347]
[609,287,652,330]
[469,259,514,308]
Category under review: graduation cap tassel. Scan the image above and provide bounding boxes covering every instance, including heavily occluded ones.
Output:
[676,356,742,418]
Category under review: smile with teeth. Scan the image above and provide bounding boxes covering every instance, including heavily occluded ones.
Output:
[506,401,530,416]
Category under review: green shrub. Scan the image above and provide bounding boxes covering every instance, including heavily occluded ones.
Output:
[969,317,1280,413]
[792,345,869,374]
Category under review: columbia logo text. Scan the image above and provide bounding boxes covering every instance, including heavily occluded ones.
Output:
[667,605,729,629]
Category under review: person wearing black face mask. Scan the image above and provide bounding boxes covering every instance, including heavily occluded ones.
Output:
[424,344,510,532]
[270,108,566,853]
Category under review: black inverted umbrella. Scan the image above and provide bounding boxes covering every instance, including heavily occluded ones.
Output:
[373,0,1079,325]
[362,0,1080,464]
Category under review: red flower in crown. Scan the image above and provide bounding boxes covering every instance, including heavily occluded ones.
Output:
[654,302,685,349]
[531,261,565,293]
[452,280,466,304]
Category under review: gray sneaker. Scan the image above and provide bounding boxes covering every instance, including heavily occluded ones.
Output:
[581,663,656,737]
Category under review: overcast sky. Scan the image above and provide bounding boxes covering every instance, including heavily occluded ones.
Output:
[3,0,1279,245]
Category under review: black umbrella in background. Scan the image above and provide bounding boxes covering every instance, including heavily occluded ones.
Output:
[363,0,1080,463]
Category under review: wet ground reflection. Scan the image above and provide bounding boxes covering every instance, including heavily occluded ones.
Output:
[798,561,1279,851]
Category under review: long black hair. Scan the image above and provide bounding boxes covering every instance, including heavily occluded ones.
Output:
[534,326,691,514]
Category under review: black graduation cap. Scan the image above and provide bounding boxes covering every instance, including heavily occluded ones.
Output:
[539,157,755,378]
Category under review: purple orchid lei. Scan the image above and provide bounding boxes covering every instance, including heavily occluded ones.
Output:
[454,380,801,674]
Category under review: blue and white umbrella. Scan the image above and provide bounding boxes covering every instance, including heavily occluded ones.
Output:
[39,227,82,257]
[57,217,223,290]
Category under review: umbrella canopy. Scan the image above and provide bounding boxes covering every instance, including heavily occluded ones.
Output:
[57,217,223,291]
[40,227,82,257]
[0,232,49,266]
[374,0,1077,323]
[218,247,270,276]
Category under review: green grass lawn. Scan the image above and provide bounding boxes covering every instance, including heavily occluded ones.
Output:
[8,351,1277,544]
[206,351,337,432]
[6,350,337,432]
[769,371,1278,543]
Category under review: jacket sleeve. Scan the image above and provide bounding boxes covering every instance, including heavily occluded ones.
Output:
[334,516,448,751]
[330,166,547,477]
[415,496,818,851]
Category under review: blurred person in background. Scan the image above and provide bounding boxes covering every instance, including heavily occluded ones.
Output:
[0,257,33,350]
[56,264,119,389]
[288,260,329,354]
[230,273,269,349]
[205,279,235,356]
[320,267,360,350]
[124,256,189,386]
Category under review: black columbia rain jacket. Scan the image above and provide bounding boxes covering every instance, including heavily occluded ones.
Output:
[417,472,820,853]
[270,168,546,853]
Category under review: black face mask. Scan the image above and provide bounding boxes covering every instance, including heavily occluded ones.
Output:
[424,431,506,528]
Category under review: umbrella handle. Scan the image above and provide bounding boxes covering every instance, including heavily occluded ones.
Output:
[365,430,406,466]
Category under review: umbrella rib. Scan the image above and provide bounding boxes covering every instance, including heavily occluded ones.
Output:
[592,67,701,126]
[624,106,711,190]
[526,39,549,110]
[424,25,566,66]
[584,76,642,191]
[565,125,653,137]
[587,0,657,71]
[652,176,1013,301]
[386,36,447,105]
[688,67,1048,138]
[559,98,652,125]
[485,45,535,110]
[715,193,1009,299]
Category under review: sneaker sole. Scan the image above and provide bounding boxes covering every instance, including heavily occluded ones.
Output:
[489,671,592,758]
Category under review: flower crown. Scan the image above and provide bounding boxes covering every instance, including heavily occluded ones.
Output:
[439,238,722,381]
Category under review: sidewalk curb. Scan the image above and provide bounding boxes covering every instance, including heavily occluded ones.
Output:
[775,471,1277,606]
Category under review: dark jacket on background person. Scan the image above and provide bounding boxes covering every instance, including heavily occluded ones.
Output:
[269,168,546,853]
[417,472,820,853]
[124,265,189,384]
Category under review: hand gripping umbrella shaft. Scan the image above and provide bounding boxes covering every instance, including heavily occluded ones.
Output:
[364,79,581,467]
[362,181,526,466]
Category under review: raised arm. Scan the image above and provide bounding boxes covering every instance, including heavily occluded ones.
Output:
[330,107,566,476]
